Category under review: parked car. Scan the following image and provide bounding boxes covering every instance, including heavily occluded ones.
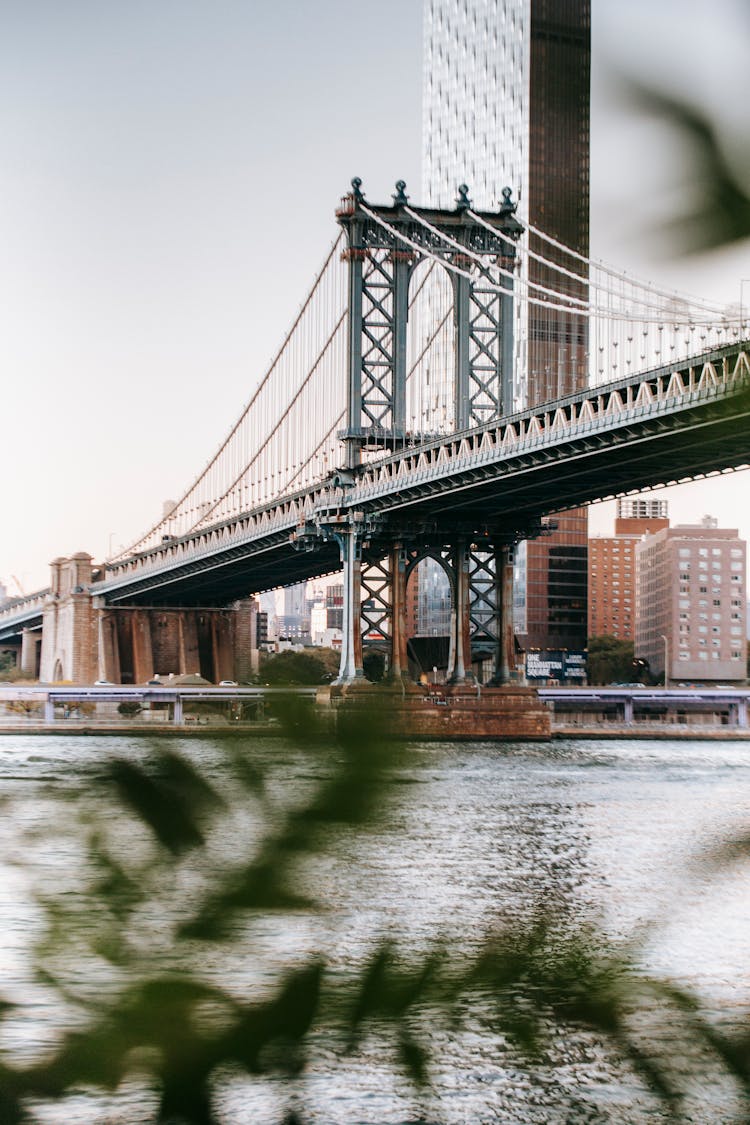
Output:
[219,680,238,687]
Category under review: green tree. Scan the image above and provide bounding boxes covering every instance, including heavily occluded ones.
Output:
[586,635,642,685]
[362,649,386,682]
[117,700,143,717]
[262,651,329,685]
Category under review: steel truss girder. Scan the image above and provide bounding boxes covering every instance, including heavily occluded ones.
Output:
[54,344,750,625]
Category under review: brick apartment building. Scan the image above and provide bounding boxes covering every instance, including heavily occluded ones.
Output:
[635,517,747,683]
[588,498,669,640]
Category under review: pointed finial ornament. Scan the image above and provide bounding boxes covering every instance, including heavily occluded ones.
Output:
[500,186,517,213]
[351,177,364,201]
[456,184,471,211]
[392,180,409,206]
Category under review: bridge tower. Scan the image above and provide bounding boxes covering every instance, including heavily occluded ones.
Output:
[329,180,525,685]
[336,178,522,466]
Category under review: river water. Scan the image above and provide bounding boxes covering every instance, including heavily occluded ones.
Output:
[0,733,749,1123]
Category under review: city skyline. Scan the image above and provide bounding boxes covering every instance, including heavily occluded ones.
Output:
[3,0,750,594]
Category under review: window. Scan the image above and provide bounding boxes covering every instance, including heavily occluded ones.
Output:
[679,572,690,581]
[699,561,708,571]
[698,625,708,633]
[732,650,741,659]
[679,651,690,661]
[712,561,721,570]
[699,651,708,660]
[679,599,690,609]
[699,548,708,557]
[699,586,708,593]
[712,548,722,556]
[711,651,720,659]
[731,562,743,571]
[731,626,742,635]
[713,599,721,606]
[679,548,691,557]
[731,548,742,558]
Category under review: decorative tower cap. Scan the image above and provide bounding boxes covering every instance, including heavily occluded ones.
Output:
[350,177,364,201]
[455,184,471,211]
[392,180,409,206]
[500,186,517,213]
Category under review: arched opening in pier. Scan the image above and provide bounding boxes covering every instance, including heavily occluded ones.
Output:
[405,554,453,684]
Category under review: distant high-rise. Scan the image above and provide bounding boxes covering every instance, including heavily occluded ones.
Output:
[422,0,591,653]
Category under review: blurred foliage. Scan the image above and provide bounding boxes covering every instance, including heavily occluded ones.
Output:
[0,697,746,1122]
[629,79,750,254]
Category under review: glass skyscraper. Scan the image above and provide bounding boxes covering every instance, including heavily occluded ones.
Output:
[422,0,591,653]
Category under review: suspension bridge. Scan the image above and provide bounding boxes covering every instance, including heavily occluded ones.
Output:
[3,180,750,690]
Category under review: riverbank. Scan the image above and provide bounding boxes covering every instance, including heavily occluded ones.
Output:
[2,720,750,740]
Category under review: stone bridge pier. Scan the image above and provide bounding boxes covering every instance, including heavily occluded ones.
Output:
[39,554,260,685]
[308,513,550,739]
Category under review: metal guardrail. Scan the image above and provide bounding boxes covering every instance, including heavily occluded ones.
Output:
[538,686,750,729]
[0,685,318,726]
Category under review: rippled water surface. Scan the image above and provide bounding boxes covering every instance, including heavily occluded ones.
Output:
[0,733,749,1123]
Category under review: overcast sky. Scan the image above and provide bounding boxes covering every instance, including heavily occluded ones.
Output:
[2,0,750,593]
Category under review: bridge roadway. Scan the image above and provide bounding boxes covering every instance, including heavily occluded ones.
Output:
[2,341,750,641]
